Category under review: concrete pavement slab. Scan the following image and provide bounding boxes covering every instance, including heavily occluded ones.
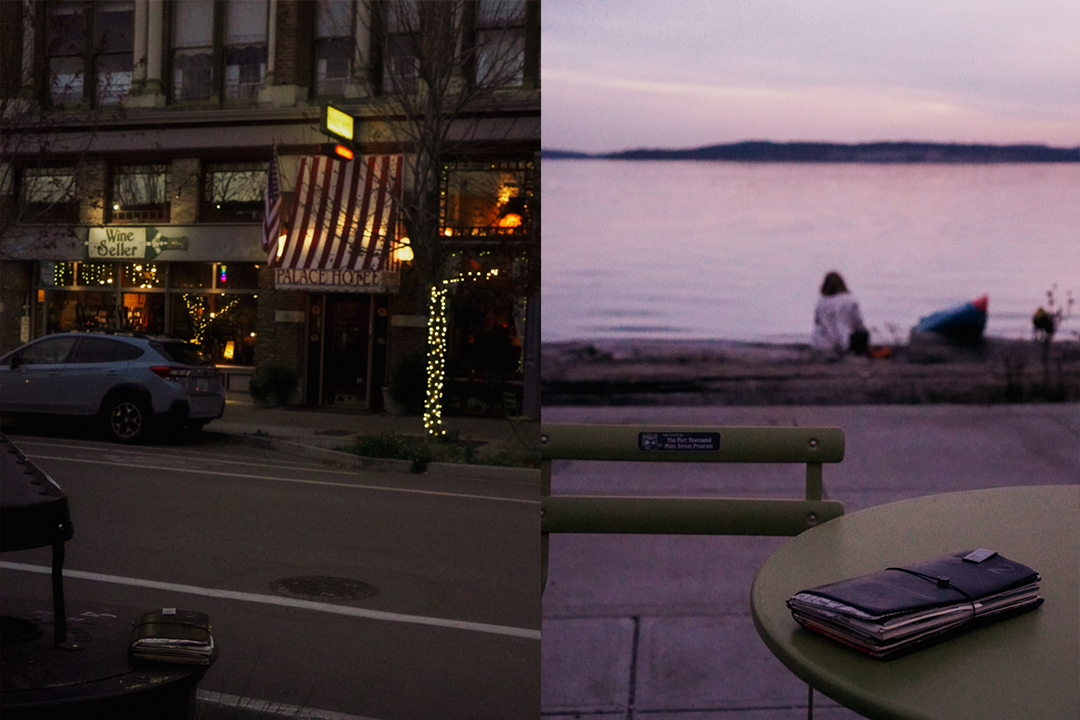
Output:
[541,617,636,714]
[541,403,1079,719]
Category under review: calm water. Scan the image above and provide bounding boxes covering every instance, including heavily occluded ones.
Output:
[543,160,1080,344]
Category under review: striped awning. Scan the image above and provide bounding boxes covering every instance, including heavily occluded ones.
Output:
[273,154,402,272]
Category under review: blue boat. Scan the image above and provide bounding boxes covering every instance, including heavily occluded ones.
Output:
[915,295,988,343]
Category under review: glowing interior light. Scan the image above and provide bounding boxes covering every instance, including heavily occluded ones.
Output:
[223,341,235,360]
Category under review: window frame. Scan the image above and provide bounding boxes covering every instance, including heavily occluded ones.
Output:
[168,0,269,106]
[108,163,171,223]
[41,0,135,109]
[18,165,79,224]
[312,0,356,98]
[439,159,534,242]
[200,161,267,223]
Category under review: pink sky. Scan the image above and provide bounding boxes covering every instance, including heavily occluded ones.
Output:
[543,1,1080,152]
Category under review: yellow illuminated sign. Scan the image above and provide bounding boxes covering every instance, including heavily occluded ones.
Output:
[323,105,354,143]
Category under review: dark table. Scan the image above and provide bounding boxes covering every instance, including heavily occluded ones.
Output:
[1,598,211,720]
[751,485,1078,720]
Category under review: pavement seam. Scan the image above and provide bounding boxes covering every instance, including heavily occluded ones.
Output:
[626,615,641,720]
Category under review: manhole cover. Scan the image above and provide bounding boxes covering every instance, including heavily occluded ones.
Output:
[269,576,378,601]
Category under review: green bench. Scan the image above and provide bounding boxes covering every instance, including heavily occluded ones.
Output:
[540,423,846,590]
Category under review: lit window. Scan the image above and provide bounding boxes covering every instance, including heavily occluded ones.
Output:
[441,161,532,238]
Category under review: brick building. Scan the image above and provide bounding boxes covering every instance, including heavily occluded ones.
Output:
[0,0,539,414]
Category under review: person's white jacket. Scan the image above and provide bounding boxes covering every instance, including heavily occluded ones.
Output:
[811,292,865,354]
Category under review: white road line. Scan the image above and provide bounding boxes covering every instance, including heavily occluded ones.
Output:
[1,562,541,641]
[26,454,539,505]
[196,691,381,720]
[11,438,343,472]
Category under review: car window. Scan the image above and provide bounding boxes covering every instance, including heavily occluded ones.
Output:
[70,337,124,363]
[152,342,210,366]
[67,337,145,363]
[16,337,77,365]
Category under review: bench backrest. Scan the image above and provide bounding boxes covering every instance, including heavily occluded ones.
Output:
[540,423,846,589]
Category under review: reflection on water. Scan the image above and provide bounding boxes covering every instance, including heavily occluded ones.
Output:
[543,160,1080,344]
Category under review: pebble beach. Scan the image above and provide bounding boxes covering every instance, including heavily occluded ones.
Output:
[542,335,1080,406]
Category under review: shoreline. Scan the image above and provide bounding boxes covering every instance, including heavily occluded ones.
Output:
[541,336,1080,406]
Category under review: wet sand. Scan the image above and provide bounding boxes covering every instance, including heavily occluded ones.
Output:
[542,335,1080,406]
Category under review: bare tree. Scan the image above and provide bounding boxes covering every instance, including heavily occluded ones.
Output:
[345,0,539,436]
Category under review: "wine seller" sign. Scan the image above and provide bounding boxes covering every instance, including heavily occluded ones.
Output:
[87,227,189,259]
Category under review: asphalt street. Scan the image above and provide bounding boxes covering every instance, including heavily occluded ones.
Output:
[1,432,540,720]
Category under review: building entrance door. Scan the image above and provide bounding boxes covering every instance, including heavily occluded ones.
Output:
[321,294,370,406]
[305,293,389,408]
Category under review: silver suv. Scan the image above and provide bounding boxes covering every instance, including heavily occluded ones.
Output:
[0,332,225,442]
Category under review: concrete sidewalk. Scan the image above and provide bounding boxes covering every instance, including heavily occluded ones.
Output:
[205,393,539,479]
[540,403,1080,720]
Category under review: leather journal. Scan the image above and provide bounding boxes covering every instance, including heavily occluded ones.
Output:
[787,549,1041,658]
[129,609,215,665]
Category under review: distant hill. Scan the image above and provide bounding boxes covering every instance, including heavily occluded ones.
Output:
[542,142,1080,163]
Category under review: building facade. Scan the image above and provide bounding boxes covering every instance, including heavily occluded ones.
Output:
[0,0,540,414]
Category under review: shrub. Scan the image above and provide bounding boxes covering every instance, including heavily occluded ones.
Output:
[249,363,299,405]
[387,350,426,414]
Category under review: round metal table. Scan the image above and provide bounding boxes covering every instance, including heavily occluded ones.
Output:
[2,598,212,720]
[751,486,1078,720]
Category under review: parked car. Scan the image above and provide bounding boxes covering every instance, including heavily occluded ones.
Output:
[0,332,225,443]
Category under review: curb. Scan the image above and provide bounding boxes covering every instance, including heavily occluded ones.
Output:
[215,432,540,482]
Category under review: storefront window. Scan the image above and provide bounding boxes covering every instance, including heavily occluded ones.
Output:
[76,262,117,287]
[35,261,257,364]
[172,263,213,288]
[121,263,165,288]
[214,262,260,289]
[172,292,256,365]
[46,290,119,333]
[120,292,166,333]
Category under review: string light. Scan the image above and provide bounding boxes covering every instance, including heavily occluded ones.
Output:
[422,259,507,437]
[423,284,449,437]
[183,294,239,345]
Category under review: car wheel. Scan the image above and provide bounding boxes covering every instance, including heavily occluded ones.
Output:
[105,396,151,443]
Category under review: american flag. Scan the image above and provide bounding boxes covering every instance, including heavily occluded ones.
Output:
[262,147,283,258]
[273,154,401,271]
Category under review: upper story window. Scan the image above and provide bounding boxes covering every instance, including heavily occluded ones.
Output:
[202,162,266,222]
[20,166,78,223]
[46,1,134,108]
[171,0,267,104]
[110,164,169,223]
[382,1,419,95]
[472,0,525,88]
[172,0,214,102]
[314,0,354,97]
[223,1,268,100]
